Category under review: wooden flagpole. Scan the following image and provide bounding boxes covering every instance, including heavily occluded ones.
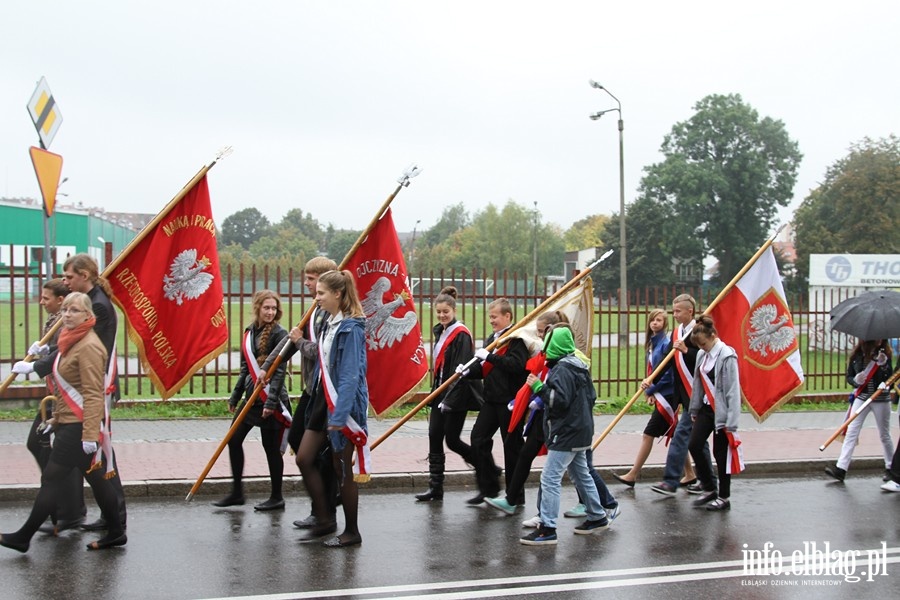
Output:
[370,250,614,451]
[0,151,230,396]
[819,369,900,451]
[592,227,786,450]
[185,166,419,500]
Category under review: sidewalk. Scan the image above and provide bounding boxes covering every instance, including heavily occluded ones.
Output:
[0,411,895,500]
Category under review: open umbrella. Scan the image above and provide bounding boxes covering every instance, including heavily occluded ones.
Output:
[829,290,900,340]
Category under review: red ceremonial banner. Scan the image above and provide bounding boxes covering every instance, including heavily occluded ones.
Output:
[346,208,428,416]
[108,175,227,399]
[710,247,804,422]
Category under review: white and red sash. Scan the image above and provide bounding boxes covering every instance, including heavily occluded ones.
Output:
[52,353,85,419]
[699,352,744,475]
[725,431,745,474]
[839,359,880,438]
[850,360,879,402]
[52,352,115,477]
[699,353,717,411]
[673,323,694,397]
[243,329,293,452]
[433,322,470,374]
[317,324,371,482]
[241,330,270,403]
[647,351,678,444]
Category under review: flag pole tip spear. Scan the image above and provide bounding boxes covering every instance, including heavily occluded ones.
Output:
[209,146,234,167]
[585,248,615,271]
[818,445,826,452]
[398,163,422,187]
[185,491,194,502]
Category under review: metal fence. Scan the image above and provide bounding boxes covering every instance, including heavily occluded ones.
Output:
[1,250,852,401]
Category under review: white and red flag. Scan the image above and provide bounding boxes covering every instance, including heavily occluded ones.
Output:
[108,174,227,399]
[709,247,804,422]
[346,208,428,416]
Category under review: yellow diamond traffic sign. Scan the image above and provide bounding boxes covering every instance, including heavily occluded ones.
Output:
[27,76,63,149]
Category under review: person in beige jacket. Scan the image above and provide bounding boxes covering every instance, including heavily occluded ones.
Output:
[1,292,126,553]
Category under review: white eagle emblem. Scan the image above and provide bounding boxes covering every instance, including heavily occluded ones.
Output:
[746,304,795,357]
[162,249,215,305]
[361,276,418,350]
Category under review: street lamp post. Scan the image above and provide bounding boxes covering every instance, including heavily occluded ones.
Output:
[408,219,421,281]
[532,201,539,278]
[589,80,628,346]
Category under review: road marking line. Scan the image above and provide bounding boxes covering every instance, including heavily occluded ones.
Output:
[200,547,900,599]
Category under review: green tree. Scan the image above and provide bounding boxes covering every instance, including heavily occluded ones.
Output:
[418,203,470,249]
[220,207,271,249]
[792,136,900,286]
[594,195,701,294]
[326,229,361,263]
[564,214,609,251]
[279,209,325,249]
[642,94,801,282]
[418,200,564,275]
[248,227,319,262]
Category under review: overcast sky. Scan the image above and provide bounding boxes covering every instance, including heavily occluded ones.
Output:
[2,1,897,238]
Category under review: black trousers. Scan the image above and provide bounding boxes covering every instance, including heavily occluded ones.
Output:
[428,407,472,462]
[504,419,543,505]
[7,423,123,544]
[471,402,523,498]
[26,410,86,522]
[688,404,731,498]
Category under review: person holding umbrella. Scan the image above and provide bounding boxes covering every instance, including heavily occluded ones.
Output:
[826,290,900,483]
[824,339,894,482]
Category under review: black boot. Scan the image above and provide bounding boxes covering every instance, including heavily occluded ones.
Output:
[415,453,445,501]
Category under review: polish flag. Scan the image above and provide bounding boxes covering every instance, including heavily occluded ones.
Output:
[709,247,804,422]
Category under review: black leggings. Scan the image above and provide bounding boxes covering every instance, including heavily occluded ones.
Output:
[688,405,730,498]
[428,407,472,462]
[228,420,284,499]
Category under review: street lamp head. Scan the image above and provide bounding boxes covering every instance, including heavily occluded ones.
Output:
[589,108,617,121]
[588,79,604,90]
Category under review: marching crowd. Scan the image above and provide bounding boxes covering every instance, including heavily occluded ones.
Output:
[2,255,898,553]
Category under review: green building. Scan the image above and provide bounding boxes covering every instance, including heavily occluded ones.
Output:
[0,198,140,300]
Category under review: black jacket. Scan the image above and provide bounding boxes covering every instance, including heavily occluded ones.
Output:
[432,321,482,411]
[541,355,596,451]
[846,350,894,403]
[667,323,698,408]
[470,332,528,406]
[230,322,291,429]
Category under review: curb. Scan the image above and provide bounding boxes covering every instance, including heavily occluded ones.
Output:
[0,458,885,502]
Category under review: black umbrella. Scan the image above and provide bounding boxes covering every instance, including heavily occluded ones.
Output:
[829,290,900,340]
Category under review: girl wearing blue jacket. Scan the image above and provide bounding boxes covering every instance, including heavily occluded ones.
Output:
[298,270,369,548]
[613,308,694,486]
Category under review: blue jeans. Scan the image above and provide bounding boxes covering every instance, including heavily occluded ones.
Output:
[663,407,715,489]
[539,449,606,530]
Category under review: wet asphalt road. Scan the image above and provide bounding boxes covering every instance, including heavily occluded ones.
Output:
[1,476,898,600]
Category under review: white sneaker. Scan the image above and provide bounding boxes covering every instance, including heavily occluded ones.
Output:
[880,480,900,493]
[521,515,541,528]
[605,504,621,522]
